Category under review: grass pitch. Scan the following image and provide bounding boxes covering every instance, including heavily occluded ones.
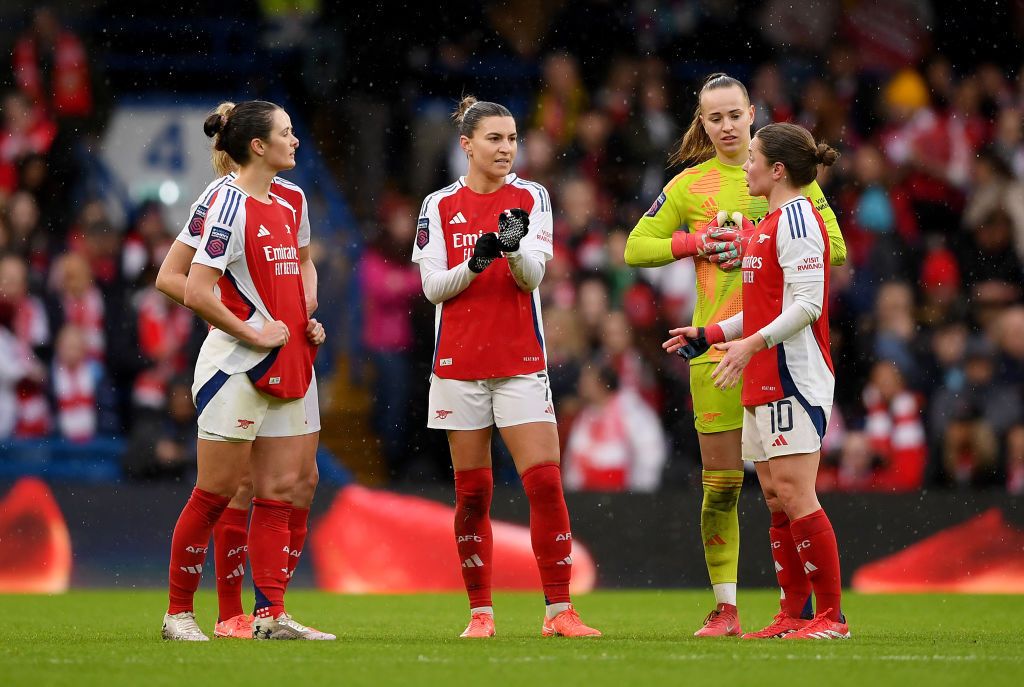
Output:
[2,590,1022,687]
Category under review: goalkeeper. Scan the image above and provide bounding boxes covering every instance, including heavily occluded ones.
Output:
[624,73,845,637]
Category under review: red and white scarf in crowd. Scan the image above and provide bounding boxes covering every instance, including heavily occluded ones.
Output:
[54,361,97,442]
[62,287,104,360]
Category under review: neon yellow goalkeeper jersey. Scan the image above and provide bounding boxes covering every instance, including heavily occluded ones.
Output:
[624,156,846,365]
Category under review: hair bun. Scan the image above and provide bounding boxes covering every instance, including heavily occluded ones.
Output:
[815,143,840,167]
[203,112,224,138]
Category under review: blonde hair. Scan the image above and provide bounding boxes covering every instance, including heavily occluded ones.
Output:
[668,73,750,168]
[209,101,239,177]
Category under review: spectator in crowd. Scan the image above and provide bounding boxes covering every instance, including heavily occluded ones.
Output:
[122,376,196,482]
[0,90,57,194]
[563,358,666,492]
[930,338,1022,487]
[0,299,48,439]
[359,197,422,477]
[50,323,115,442]
[48,252,104,361]
[13,6,93,121]
[862,360,927,492]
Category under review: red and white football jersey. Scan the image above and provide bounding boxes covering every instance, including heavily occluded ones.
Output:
[741,196,833,408]
[192,181,312,399]
[178,173,311,323]
[412,174,554,380]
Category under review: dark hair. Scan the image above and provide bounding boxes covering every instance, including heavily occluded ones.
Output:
[451,95,512,137]
[587,356,620,392]
[668,73,750,168]
[754,122,840,187]
[203,100,281,166]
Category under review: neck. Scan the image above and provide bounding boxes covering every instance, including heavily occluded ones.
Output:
[716,148,748,167]
[234,164,275,200]
[465,168,506,194]
[767,184,802,213]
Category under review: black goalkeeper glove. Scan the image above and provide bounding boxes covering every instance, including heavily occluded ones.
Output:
[675,327,710,360]
[468,232,501,273]
[497,208,530,252]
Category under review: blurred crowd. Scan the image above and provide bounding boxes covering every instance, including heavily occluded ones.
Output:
[2,2,1023,493]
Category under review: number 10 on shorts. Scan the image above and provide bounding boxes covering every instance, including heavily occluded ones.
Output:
[768,399,793,434]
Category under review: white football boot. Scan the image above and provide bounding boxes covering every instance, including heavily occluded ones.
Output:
[162,611,210,641]
[252,612,336,640]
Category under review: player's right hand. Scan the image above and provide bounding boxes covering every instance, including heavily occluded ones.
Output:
[663,326,709,359]
[468,232,501,273]
[254,319,290,348]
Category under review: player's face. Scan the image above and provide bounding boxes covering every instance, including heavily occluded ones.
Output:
[260,109,299,172]
[743,138,771,197]
[699,86,754,160]
[463,116,517,180]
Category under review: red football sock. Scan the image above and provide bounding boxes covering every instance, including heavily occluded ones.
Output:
[770,510,812,618]
[248,498,292,619]
[213,506,249,621]
[521,463,572,605]
[167,487,230,614]
[790,509,843,621]
[286,507,309,587]
[454,467,493,609]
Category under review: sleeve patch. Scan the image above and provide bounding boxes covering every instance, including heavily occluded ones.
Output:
[645,192,666,217]
[205,226,231,258]
[188,205,208,237]
[416,217,430,249]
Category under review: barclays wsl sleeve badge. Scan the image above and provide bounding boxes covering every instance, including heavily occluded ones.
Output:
[188,205,208,236]
[416,217,430,249]
[645,192,666,217]
[205,226,231,258]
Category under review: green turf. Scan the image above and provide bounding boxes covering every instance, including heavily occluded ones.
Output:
[2,590,1022,686]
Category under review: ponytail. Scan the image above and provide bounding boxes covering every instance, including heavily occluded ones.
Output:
[206,102,238,177]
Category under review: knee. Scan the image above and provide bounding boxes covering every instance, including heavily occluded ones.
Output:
[291,465,319,507]
[762,493,784,513]
[255,470,302,503]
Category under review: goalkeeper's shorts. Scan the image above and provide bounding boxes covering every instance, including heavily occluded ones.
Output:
[427,372,556,431]
[689,362,743,434]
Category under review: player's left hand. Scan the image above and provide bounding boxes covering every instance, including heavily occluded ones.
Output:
[710,334,765,389]
[497,208,530,252]
[306,318,326,345]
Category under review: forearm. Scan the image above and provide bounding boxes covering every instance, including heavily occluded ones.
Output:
[155,272,187,306]
[419,256,477,304]
[184,287,261,346]
[505,249,546,291]
[624,232,676,267]
[758,281,823,348]
[716,312,744,341]
[300,258,318,315]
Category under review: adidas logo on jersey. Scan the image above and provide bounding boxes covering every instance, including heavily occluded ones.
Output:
[771,434,789,447]
[258,225,271,237]
[449,212,468,224]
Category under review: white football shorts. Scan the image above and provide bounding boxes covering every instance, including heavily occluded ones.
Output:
[193,355,320,442]
[427,371,556,430]
[742,395,831,462]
